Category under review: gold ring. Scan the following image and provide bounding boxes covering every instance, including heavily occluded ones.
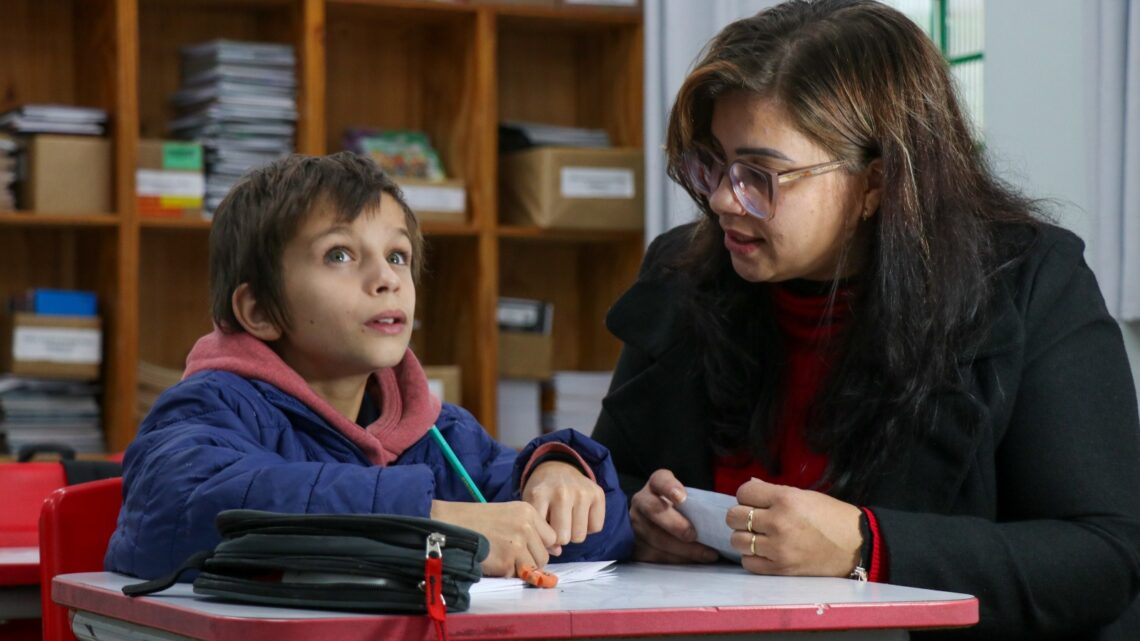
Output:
[750,533,757,556]
[746,508,755,533]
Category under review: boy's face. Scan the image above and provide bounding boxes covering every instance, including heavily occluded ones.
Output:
[273,194,416,382]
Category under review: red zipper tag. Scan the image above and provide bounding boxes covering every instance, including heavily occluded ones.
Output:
[424,532,448,641]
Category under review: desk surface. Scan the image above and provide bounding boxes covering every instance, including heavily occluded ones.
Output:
[55,565,976,641]
[0,547,39,586]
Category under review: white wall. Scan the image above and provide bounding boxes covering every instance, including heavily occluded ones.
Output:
[985,0,1140,400]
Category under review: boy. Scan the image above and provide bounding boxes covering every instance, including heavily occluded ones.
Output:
[105,152,633,580]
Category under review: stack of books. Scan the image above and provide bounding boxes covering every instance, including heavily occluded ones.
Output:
[542,371,612,437]
[136,360,183,422]
[0,375,104,455]
[168,39,297,215]
[0,104,108,136]
[0,133,15,211]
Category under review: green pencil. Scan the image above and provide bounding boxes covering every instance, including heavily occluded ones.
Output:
[429,425,488,503]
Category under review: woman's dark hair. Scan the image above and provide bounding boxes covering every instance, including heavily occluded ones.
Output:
[209,151,424,334]
[665,0,1040,500]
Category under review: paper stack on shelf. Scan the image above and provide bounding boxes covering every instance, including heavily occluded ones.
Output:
[0,375,104,455]
[136,360,183,421]
[0,104,108,136]
[499,120,611,152]
[542,371,612,437]
[0,133,15,211]
[496,379,542,450]
[168,39,297,216]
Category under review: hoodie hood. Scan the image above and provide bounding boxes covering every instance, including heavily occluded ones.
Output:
[183,328,441,466]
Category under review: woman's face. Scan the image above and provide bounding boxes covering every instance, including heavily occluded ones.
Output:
[705,91,877,283]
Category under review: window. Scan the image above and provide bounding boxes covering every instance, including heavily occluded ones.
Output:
[883,0,985,135]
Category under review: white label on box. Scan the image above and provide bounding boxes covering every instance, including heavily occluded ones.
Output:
[136,169,205,198]
[560,167,635,199]
[563,0,637,5]
[13,327,102,364]
[400,184,466,213]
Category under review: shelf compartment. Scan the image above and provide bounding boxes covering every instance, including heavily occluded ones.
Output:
[500,235,641,371]
[325,3,481,223]
[497,14,642,148]
[137,0,299,141]
[138,228,212,370]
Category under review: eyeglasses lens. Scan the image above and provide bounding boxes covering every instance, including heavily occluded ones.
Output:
[728,163,772,219]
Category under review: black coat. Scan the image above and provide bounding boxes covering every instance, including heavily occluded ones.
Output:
[593,222,1140,640]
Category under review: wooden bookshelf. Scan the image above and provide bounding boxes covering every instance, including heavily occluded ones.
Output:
[0,0,644,453]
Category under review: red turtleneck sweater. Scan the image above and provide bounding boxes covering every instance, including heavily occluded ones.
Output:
[712,281,886,581]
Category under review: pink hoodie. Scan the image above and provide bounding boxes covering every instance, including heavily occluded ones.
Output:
[183,329,442,466]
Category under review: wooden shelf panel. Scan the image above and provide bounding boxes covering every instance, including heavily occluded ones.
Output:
[421,221,478,236]
[495,5,641,28]
[140,217,212,230]
[497,225,643,243]
[0,213,119,227]
[327,0,475,16]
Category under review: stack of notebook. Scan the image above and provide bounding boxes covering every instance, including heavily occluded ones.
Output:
[168,39,297,215]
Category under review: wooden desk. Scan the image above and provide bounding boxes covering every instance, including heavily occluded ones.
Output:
[0,547,41,620]
[54,565,977,641]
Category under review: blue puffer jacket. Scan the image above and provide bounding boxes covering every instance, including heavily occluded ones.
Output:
[105,369,633,579]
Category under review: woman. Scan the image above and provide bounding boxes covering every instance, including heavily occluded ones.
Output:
[592,0,1140,638]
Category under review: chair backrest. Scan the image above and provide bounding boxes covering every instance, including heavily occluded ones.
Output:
[0,462,68,548]
[38,477,123,641]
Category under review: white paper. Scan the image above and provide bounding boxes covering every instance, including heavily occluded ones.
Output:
[469,560,616,594]
[560,167,635,199]
[13,327,101,364]
[673,487,740,562]
[400,183,465,213]
[136,169,206,197]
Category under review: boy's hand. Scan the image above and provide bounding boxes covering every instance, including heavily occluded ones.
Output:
[430,500,557,577]
[522,461,606,552]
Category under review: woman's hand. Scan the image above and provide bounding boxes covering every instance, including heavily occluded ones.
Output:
[430,499,557,577]
[629,469,719,563]
[726,478,863,577]
[522,461,607,552]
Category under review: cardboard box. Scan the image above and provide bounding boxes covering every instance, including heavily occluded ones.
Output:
[0,313,102,380]
[136,139,205,218]
[423,365,462,406]
[21,135,112,214]
[498,331,553,380]
[395,177,467,224]
[499,147,643,230]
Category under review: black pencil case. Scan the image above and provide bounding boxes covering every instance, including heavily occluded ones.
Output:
[122,509,490,614]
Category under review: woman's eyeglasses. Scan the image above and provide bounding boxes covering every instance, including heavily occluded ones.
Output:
[682,149,847,220]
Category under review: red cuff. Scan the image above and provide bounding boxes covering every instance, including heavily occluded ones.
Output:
[861,507,888,583]
[519,442,596,490]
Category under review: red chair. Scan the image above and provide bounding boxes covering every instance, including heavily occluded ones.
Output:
[1,463,68,550]
[0,462,69,641]
[38,477,123,641]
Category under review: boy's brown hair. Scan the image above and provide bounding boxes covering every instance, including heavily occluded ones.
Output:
[209,151,424,334]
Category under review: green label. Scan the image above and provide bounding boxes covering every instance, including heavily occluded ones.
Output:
[162,143,203,170]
